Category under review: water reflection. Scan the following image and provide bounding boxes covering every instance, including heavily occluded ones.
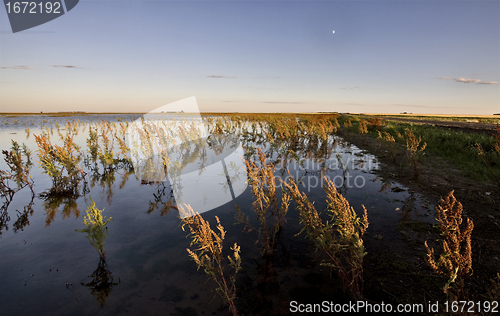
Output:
[0,141,35,234]
[76,198,119,307]
[81,257,120,307]
[146,182,177,216]
[12,199,34,233]
[0,114,437,315]
[42,193,80,226]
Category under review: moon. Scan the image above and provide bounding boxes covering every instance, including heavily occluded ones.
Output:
[332,30,335,34]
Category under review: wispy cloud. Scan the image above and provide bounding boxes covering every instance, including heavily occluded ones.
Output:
[51,65,86,69]
[0,66,34,70]
[439,77,498,85]
[207,75,237,79]
[340,86,361,90]
[454,77,481,83]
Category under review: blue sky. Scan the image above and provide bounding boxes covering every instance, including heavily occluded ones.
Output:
[0,0,498,114]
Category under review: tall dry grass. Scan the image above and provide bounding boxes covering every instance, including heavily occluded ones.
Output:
[283,175,368,301]
[35,131,86,195]
[424,190,473,300]
[404,127,427,179]
[1,140,34,201]
[181,205,241,316]
[1,141,35,234]
[243,148,290,256]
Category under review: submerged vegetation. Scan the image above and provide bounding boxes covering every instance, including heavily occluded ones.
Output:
[0,140,35,234]
[76,198,118,307]
[0,113,499,314]
[76,197,114,259]
[181,205,241,316]
[284,175,368,301]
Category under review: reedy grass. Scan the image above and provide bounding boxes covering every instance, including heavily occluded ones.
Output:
[180,205,241,316]
[34,131,86,195]
[404,127,427,180]
[283,175,368,301]
[242,148,290,256]
[0,140,34,201]
[377,130,397,162]
[0,141,35,234]
[358,119,368,134]
[424,190,473,301]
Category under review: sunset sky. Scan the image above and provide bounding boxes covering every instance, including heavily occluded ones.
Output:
[0,0,498,114]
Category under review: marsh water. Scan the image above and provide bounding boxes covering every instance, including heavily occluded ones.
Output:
[0,115,435,315]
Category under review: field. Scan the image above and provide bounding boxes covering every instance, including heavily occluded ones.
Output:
[0,113,499,315]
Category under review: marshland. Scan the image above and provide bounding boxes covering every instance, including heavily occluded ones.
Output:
[0,113,499,315]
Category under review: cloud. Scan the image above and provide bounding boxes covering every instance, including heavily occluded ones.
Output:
[0,66,34,70]
[207,75,237,79]
[340,86,361,90]
[51,65,86,69]
[438,76,498,85]
[454,77,481,83]
[478,81,499,85]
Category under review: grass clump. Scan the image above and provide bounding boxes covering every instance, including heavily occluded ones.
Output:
[76,197,114,259]
[242,148,290,255]
[424,190,473,300]
[358,119,368,134]
[35,132,85,195]
[181,205,241,316]
[283,175,369,301]
[1,140,34,202]
[404,127,426,180]
[0,141,35,234]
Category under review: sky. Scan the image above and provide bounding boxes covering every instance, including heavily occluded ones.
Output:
[0,0,499,114]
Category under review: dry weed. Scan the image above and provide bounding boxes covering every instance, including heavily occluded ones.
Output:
[283,175,368,301]
[424,190,473,300]
[181,205,241,316]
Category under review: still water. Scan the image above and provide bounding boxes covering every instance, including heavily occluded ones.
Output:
[0,114,434,315]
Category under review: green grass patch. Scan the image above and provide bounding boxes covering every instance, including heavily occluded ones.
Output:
[338,115,500,186]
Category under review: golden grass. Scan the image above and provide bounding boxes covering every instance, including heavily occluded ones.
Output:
[242,148,290,255]
[283,175,368,301]
[424,190,473,300]
[181,205,241,316]
[404,127,426,180]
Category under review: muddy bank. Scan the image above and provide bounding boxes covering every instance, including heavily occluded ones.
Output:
[338,127,500,302]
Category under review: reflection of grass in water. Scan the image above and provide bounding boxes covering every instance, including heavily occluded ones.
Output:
[284,175,369,301]
[81,257,120,308]
[77,198,119,307]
